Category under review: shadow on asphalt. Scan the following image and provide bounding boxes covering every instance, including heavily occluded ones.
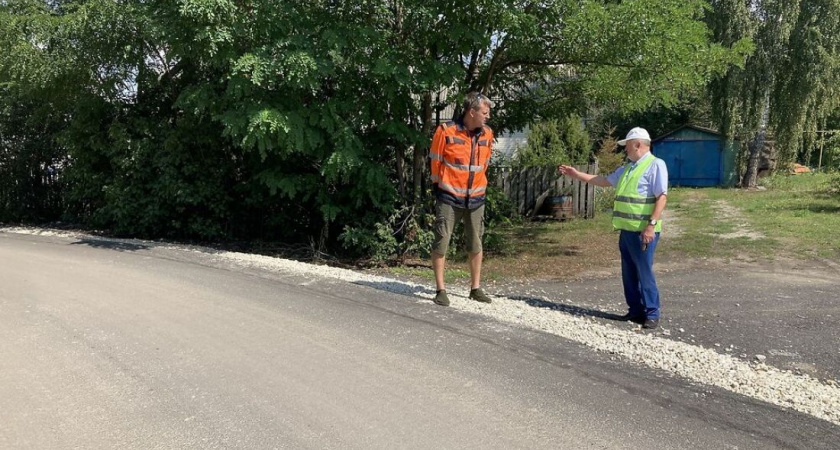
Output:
[352,279,626,322]
[353,280,435,297]
[506,295,626,321]
[71,238,150,252]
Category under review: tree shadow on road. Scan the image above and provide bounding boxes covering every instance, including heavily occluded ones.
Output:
[352,279,434,298]
[70,238,150,252]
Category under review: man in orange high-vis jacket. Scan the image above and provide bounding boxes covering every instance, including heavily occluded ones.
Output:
[428,92,494,307]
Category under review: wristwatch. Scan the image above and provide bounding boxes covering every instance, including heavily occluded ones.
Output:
[648,219,658,226]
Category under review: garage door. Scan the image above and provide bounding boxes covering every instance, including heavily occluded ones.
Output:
[654,140,722,187]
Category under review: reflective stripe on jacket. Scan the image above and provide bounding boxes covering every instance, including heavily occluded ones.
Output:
[429,120,493,209]
[612,156,663,232]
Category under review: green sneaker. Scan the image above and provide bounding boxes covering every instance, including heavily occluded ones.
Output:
[469,288,492,304]
[433,290,450,306]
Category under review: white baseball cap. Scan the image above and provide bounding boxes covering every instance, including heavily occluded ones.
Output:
[617,127,651,146]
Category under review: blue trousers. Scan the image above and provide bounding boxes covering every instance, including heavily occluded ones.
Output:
[618,230,661,319]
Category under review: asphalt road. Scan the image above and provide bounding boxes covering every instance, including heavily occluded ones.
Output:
[510,258,840,381]
[2,232,838,449]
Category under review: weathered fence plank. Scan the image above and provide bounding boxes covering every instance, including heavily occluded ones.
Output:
[493,163,598,219]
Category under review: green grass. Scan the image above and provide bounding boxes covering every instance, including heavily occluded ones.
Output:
[383,173,838,282]
[666,173,839,260]
[389,266,476,283]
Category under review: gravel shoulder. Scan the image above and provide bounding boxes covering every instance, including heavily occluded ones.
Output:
[489,258,840,383]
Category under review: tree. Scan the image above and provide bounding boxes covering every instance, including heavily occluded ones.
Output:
[514,115,590,167]
[707,0,840,187]
[773,0,840,165]
[386,0,749,206]
[0,0,751,258]
[589,88,716,143]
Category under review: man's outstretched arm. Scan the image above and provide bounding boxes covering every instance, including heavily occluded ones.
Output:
[558,165,612,187]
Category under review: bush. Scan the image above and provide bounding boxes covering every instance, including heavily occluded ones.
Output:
[589,127,622,213]
[595,186,616,213]
[482,186,520,255]
[339,204,435,262]
[821,134,840,172]
[514,115,591,167]
[339,186,520,261]
[594,126,624,176]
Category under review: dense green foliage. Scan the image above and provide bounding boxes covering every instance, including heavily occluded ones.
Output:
[0,0,747,258]
[590,91,716,142]
[706,0,840,186]
[816,133,840,171]
[514,115,590,167]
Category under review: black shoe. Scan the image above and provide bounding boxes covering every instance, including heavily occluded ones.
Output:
[433,290,450,306]
[619,313,646,324]
[642,319,660,329]
[469,288,492,304]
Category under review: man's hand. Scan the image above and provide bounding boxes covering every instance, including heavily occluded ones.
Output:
[557,165,579,179]
[641,225,656,245]
[558,165,611,187]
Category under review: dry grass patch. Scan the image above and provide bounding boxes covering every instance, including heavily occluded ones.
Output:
[469,216,618,281]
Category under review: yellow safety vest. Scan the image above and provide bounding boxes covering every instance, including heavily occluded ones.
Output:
[612,156,662,232]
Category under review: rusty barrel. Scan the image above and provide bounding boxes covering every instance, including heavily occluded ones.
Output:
[548,195,573,220]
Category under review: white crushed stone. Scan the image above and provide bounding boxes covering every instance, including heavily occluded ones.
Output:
[3,226,839,425]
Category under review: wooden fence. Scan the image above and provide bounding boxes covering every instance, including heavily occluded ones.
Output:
[494,163,598,219]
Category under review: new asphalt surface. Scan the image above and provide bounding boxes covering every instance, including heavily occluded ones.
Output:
[492,258,840,383]
[2,231,839,449]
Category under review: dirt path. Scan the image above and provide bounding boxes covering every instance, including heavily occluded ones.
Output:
[711,199,766,240]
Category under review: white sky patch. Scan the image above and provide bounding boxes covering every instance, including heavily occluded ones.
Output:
[3,226,839,426]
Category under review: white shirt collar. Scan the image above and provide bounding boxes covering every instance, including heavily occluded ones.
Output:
[629,152,653,168]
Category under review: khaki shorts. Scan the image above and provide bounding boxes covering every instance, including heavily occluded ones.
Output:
[432,200,485,255]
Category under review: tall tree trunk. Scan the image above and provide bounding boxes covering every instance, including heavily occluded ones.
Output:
[396,143,406,199]
[743,89,771,188]
[480,38,506,94]
[413,92,433,206]
[464,48,481,89]
[390,0,406,200]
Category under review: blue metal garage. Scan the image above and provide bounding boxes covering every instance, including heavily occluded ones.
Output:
[652,125,738,187]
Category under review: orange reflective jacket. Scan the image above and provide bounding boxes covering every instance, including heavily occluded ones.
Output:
[429,120,494,209]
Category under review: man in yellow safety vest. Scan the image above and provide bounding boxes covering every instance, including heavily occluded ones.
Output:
[559,127,669,329]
